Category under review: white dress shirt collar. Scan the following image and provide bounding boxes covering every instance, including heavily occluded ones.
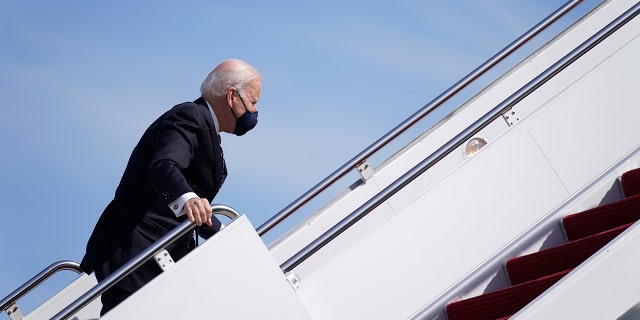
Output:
[203,98,220,134]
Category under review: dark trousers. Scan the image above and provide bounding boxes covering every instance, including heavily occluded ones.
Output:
[100,286,133,316]
[94,211,212,316]
[95,227,169,316]
[94,224,196,316]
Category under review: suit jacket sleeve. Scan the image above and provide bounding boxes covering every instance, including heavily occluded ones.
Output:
[147,105,205,205]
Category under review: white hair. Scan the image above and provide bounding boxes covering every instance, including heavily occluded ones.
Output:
[200,59,260,97]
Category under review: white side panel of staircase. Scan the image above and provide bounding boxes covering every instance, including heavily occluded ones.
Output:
[25,274,100,320]
[526,12,640,194]
[102,215,312,320]
[514,222,640,320]
[294,128,570,320]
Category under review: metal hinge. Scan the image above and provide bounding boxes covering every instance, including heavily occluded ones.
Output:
[356,160,374,181]
[5,302,24,320]
[502,108,521,127]
[154,249,175,271]
[285,272,301,290]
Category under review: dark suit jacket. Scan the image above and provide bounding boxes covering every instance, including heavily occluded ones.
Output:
[80,97,226,290]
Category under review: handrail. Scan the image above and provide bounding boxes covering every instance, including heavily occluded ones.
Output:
[50,204,241,320]
[256,0,584,237]
[280,1,640,273]
[0,260,83,313]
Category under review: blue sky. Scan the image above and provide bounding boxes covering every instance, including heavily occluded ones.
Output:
[0,0,601,313]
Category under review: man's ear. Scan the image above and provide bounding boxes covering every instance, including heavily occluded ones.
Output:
[226,87,237,106]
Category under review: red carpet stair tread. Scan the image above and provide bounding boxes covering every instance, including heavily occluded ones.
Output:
[621,167,640,197]
[505,222,631,285]
[445,169,640,320]
[445,270,570,320]
[562,193,640,241]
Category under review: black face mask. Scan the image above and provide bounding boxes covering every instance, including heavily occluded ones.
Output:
[231,90,258,136]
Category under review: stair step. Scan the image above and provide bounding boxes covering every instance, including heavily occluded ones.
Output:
[445,270,570,320]
[562,193,640,241]
[445,169,640,319]
[621,168,640,197]
[506,223,630,285]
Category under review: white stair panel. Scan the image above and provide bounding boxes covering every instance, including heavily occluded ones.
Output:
[102,215,311,320]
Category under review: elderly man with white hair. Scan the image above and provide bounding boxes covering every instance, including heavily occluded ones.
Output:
[80,59,262,316]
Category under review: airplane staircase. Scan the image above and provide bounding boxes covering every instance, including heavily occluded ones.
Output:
[445,168,640,320]
[4,1,639,319]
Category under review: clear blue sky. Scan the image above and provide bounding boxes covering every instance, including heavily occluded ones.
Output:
[0,0,600,313]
